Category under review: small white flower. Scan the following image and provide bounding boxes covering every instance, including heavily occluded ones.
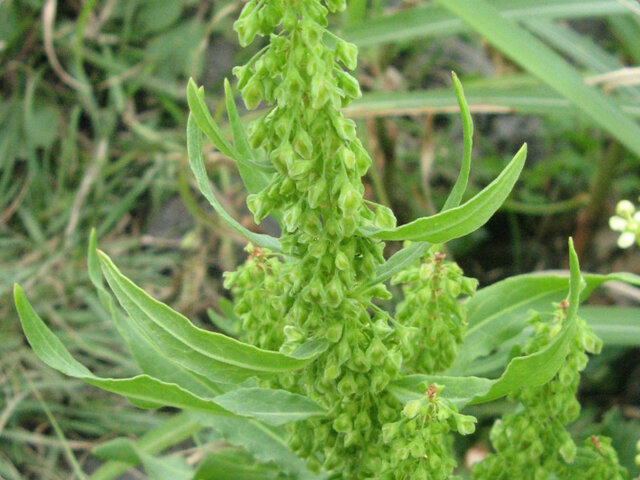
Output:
[617,231,637,249]
[616,200,635,217]
[609,215,627,232]
[634,211,640,222]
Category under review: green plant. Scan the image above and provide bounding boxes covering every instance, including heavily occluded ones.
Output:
[13,1,640,478]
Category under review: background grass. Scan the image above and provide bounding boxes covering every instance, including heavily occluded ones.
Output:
[1,0,639,478]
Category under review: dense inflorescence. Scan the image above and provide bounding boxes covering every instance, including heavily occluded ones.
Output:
[472,304,627,480]
[392,247,477,374]
[223,244,287,350]
[228,0,475,477]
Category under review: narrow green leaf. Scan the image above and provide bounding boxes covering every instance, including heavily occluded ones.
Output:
[344,0,629,48]
[13,284,231,415]
[364,143,526,242]
[223,79,274,194]
[211,388,327,426]
[369,242,431,286]
[89,230,223,397]
[435,0,640,159]
[346,78,640,119]
[207,307,241,336]
[186,78,238,160]
[97,250,317,384]
[442,72,473,211]
[192,413,325,480]
[187,113,281,251]
[89,413,201,480]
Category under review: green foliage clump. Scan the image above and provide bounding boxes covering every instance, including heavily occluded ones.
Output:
[393,247,477,374]
[472,304,626,479]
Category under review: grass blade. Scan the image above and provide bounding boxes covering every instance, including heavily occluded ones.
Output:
[435,0,640,159]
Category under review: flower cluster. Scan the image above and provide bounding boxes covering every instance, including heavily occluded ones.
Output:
[226,0,475,477]
[380,384,475,479]
[222,244,286,351]
[393,247,477,374]
[609,198,640,249]
[472,303,627,479]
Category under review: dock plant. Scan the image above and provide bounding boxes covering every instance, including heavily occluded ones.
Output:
[13,1,640,478]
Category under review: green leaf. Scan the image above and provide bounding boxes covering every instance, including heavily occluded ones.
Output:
[187,112,282,251]
[211,388,326,426]
[392,239,584,406]
[207,307,241,337]
[346,76,640,119]
[193,450,284,480]
[369,242,431,286]
[223,79,274,194]
[451,270,640,373]
[442,72,473,211]
[89,230,223,397]
[344,0,629,48]
[89,413,201,480]
[187,78,238,160]
[581,306,640,347]
[13,284,231,415]
[97,250,317,384]
[435,0,640,159]
[363,143,526,242]
[94,437,192,480]
[192,413,325,480]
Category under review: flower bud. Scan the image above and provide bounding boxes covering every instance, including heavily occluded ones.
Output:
[616,199,635,217]
[336,40,358,70]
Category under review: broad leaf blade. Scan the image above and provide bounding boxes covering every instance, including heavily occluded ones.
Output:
[187,113,281,251]
[14,284,231,415]
[581,306,640,347]
[211,388,326,426]
[97,250,317,384]
[364,143,526,242]
[89,230,223,397]
[193,413,326,480]
[452,271,640,373]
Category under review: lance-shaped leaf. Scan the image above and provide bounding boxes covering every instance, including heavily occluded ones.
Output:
[187,112,281,251]
[369,241,431,286]
[391,238,583,406]
[186,78,238,160]
[192,413,326,480]
[88,231,224,397]
[362,143,526,242]
[211,388,327,426]
[223,79,274,194]
[451,270,640,373]
[442,72,473,211]
[97,250,319,384]
[94,437,193,480]
[13,284,232,414]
